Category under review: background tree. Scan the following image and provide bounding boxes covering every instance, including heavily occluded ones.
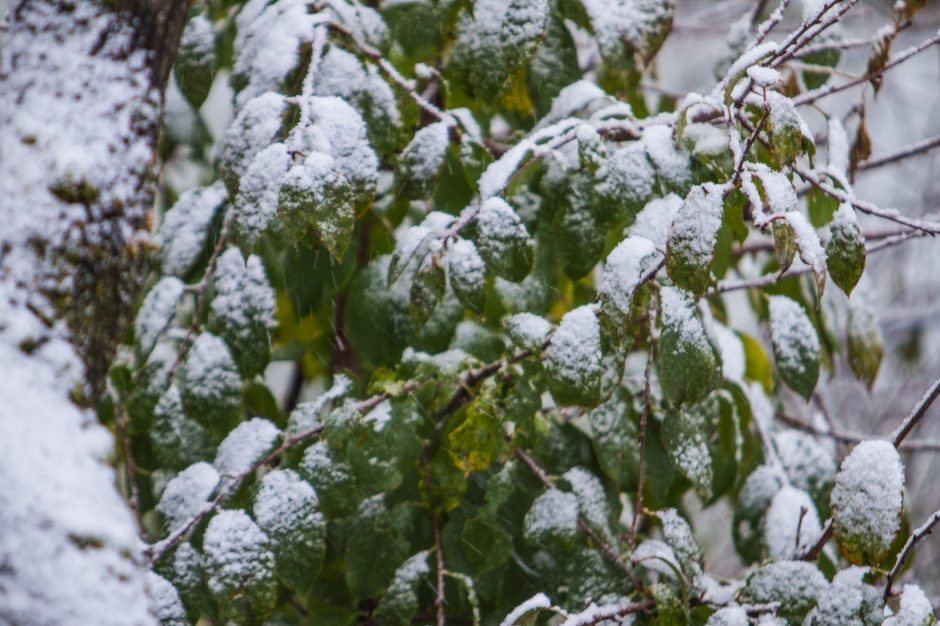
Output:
[3,0,940,625]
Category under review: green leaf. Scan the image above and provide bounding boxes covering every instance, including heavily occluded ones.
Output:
[153,543,212,624]
[345,497,410,600]
[847,285,884,390]
[814,566,883,626]
[397,121,451,198]
[767,92,805,166]
[448,381,506,473]
[807,186,839,227]
[831,441,904,565]
[501,0,550,70]
[298,440,360,518]
[662,404,715,500]
[528,10,581,114]
[210,248,276,378]
[151,384,215,471]
[460,515,513,575]
[545,305,604,407]
[135,276,185,355]
[523,488,579,548]
[377,551,431,625]
[741,332,775,393]
[666,184,724,295]
[772,220,797,273]
[826,203,866,295]
[180,332,243,436]
[175,14,217,109]
[593,141,656,225]
[202,510,277,626]
[650,582,689,626]
[410,249,446,327]
[253,469,326,593]
[278,154,356,260]
[657,286,721,407]
[743,561,826,624]
[587,390,640,490]
[598,236,661,349]
[558,185,606,280]
[476,197,534,282]
[768,295,820,400]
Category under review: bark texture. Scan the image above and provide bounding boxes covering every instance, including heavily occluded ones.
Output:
[0,1,187,623]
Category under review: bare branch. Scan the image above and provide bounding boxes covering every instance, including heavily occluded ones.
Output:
[884,509,940,600]
[630,293,657,549]
[890,376,940,447]
[857,135,940,172]
[793,29,940,106]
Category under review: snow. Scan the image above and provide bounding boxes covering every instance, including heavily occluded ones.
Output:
[477,197,532,261]
[754,169,799,216]
[145,572,188,626]
[745,561,826,617]
[151,384,214,470]
[364,400,393,432]
[814,566,882,626]
[711,323,745,383]
[630,193,683,247]
[305,96,379,198]
[181,332,242,419]
[656,508,703,576]
[232,0,315,109]
[286,374,353,436]
[253,468,323,548]
[400,120,450,182]
[883,584,935,626]
[643,124,692,191]
[667,184,724,273]
[447,239,487,301]
[234,142,291,246]
[135,278,185,354]
[158,182,227,277]
[830,440,904,559]
[564,467,614,543]
[660,286,714,357]
[220,91,288,190]
[706,606,748,626]
[325,0,389,50]
[720,40,778,87]
[762,485,822,559]
[210,248,277,348]
[768,296,820,380]
[784,211,827,277]
[537,80,608,129]
[524,488,579,543]
[544,305,603,398]
[599,236,660,322]
[630,539,682,578]
[202,509,276,599]
[214,417,281,480]
[747,65,781,86]
[156,462,220,533]
[383,550,430,606]
[479,117,581,199]
[595,142,657,215]
[827,117,850,179]
[773,429,836,500]
[503,313,553,350]
[500,593,552,626]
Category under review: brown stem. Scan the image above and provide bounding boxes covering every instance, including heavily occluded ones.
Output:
[630,293,658,549]
[884,509,940,601]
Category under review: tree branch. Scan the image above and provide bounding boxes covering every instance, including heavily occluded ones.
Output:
[884,509,940,600]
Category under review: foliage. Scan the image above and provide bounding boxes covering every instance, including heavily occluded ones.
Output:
[109,0,940,624]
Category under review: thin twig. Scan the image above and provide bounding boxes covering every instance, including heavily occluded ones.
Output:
[884,509,940,600]
[793,29,940,106]
[891,376,940,447]
[777,411,940,452]
[113,394,144,531]
[629,293,657,549]
[857,135,940,172]
[433,509,446,626]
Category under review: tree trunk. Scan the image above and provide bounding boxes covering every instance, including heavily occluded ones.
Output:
[0,1,187,623]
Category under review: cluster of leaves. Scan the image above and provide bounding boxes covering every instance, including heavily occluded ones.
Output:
[111,0,938,625]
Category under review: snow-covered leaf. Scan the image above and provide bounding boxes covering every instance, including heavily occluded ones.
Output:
[210,248,277,377]
[156,461,219,534]
[882,584,935,626]
[477,197,535,282]
[135,277,184,355]
[158,182,227,277]
[594,141,656,224]
[377,551,431,624]
[220,92,289,196]
[599,235,660,348]
[657,286,721,407]
[151,384,215,471]
[744,560,826,624]
[831,440,904,565]
[180,332,243,434]
[545,305,603,406]
[298,440,360,518]
[666,184,724,295]
[202,510,278,625]
[253,469,326,593]
[847,283,884,390]
[175,14,216,109]
[762,485,821,559]
[768,295,820,400]
[812,566,882,626]
[826,203,865,295]
[524,488,579,548]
